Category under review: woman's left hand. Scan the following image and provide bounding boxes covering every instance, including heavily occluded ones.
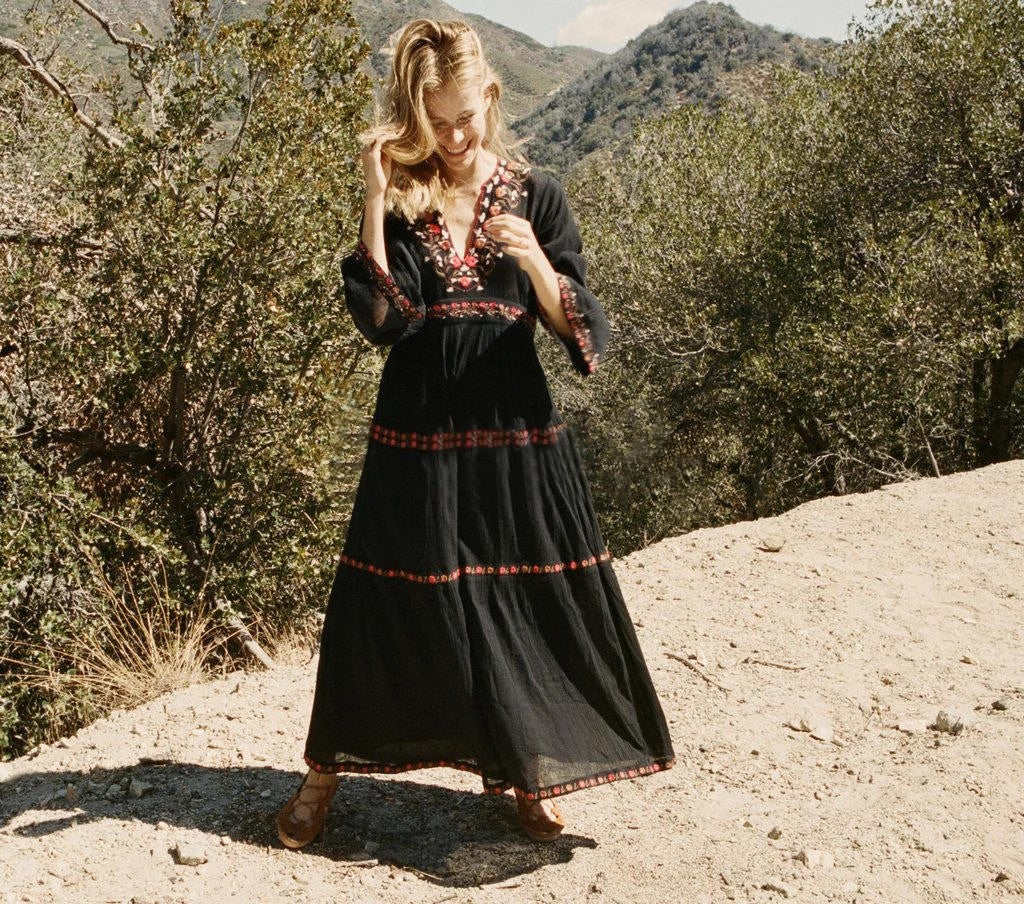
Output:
[483,214,544,271]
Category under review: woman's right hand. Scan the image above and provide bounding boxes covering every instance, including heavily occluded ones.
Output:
[361,136,392,201]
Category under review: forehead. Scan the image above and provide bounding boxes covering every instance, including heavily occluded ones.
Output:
[424,81,485,120]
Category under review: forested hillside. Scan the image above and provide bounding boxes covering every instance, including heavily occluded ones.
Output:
[515,1,828,173]
[0,0,605,120]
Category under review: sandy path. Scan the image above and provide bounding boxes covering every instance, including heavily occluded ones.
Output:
[1,461,1022,904]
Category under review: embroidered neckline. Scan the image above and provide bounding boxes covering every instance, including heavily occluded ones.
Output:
[412,158,530,294]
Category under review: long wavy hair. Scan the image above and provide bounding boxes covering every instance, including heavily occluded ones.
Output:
[363,18,527,222]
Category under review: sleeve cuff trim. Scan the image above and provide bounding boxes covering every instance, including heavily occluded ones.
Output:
[556,274,601,374]
[355,241,423,322]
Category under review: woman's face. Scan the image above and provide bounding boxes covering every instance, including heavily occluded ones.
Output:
[424,80,491,177]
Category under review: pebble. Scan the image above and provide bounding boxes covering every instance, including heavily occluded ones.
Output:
[129,779,154,799]
[768,827,783,840]
[896,719,928,734]
[170,841,208,867]
[929,711,965,735]
[760,881,790,897]
[992,699,1008,712]
[794,848,835,870]
[105,783,122,799]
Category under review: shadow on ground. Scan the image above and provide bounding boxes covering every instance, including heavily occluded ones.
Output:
[0,762,595,886]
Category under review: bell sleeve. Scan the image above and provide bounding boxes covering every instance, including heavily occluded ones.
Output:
[341,214,425,347]
[531,175,610,377]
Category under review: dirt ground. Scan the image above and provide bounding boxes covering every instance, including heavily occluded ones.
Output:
[1,460,1022,904]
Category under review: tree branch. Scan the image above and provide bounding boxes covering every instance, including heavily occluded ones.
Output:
[0,36,124,149]
[69,0,155,52]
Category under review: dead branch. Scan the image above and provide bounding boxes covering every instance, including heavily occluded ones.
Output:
[70,0,155,52]
[0,36,124,149]
[665,650,731,694]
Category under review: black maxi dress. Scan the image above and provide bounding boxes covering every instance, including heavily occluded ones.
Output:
[303,158,676,802]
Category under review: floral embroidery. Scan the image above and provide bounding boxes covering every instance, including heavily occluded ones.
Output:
[304,752,677,799]
[426,300,534,326]
[370,422,568,449]
[539,274,601,374]
[412,158,530,294]
[354,240,423,322]
[338,548,612,584]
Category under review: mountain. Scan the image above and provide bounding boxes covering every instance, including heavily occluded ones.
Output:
[1,0,606,122]
[513,1,830,173]
[350,0,606,120]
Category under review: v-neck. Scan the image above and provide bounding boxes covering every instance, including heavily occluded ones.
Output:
[411,158,530,294]
[437,157,501,265]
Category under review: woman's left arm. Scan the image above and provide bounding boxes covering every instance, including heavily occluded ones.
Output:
[483,181,609,377]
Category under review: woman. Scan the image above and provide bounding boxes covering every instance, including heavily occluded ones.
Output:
[276,17,675,847]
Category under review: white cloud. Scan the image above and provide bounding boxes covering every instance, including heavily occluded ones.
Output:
[556,0,679,52]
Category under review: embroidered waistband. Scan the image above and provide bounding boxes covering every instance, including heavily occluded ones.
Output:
[426,300,535,325]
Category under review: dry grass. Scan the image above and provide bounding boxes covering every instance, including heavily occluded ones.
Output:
[7,550,226,718]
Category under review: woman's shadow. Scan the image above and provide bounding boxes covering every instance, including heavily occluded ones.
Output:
[0,760,595,886]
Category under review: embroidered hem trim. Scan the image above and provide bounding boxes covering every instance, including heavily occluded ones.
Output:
[426,300,535,325]
[354,241,423,322]
[370,422,568,449]
[303,752,677,800]
[338,548,612,584]
[553,274,600,374]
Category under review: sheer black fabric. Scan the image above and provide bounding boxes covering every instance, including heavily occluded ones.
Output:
[303,159,675,800]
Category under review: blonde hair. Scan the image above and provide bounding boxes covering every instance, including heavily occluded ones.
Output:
[363,18,527,222]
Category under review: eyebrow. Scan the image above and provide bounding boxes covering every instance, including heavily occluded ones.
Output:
[428,108,475,124]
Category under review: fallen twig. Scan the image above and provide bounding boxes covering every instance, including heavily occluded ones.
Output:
[664,651,730,694]
[741,657,806,671]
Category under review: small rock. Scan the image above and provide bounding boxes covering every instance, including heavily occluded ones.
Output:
[897,719,928,734]
[760,881,790,897]
[170,841,208,867]
[758,537,786,553]
[219,836,231,846]
[259,789,272,799]
[364,840,380,854]
[743,820,754,828]
[768,826,783,840]
[809,721,834,743]
[929,711,965,735]
[156,821,169,831]
[129,779,153,799]
[348,850,374,861]
[105,783,122,799]
[786,717,812,733]
[960,655,977,665]
[992,699,1008,712]
[995,872,1010,882]
[794,848,835,870]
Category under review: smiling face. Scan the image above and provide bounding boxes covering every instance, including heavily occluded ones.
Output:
[424,80,492,178]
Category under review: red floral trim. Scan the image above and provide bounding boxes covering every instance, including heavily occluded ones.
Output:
[303,752,677,800]
[354,241,423,322]
[549,274,600,374]
[426,300,535,326]
[370,422,568,449]
[412,158,530,294]
[338,548,612,584]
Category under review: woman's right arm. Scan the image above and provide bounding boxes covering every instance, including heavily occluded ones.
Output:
[360,137,390,271]
[341,138,425,346]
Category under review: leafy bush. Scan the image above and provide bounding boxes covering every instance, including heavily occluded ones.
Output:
[0,0,377,759]
[563,0,1023,551]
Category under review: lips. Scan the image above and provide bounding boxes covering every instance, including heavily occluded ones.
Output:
[443,142,471,156]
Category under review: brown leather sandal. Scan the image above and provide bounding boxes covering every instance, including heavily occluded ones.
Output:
[276,771,339,850]
[514,788,565,842]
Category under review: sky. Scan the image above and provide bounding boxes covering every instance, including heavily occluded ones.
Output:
[447,0,875,52]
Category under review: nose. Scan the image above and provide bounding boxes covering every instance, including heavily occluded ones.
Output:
[450,127,465,146]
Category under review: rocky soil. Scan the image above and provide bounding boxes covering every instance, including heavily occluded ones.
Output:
[2,460,1022,904]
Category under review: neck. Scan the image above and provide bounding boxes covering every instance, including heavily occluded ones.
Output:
[444,150,498,189]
